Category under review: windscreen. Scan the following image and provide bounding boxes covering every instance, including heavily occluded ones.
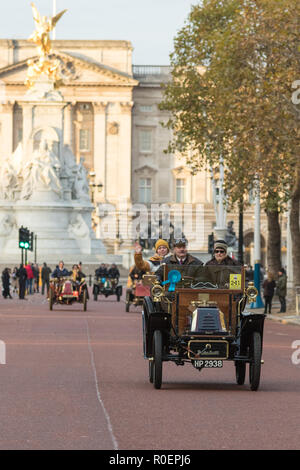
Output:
[163,265,244,291]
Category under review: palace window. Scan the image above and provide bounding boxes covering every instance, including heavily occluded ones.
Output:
[139,178,152,203]
[139,129,152,153]
[176,178,186,203]
[79,129,90,151]
[140,105,153,113]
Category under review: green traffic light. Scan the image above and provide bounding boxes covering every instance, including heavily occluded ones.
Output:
[19,241,25,248]
[24,242,29,249]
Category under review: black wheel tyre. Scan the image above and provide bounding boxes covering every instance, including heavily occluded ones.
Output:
[83,290,87,311]
[149,360,154,383]
[153,330,163,389]
[249,331,262,391]
[49,289,53,311]
[235,361,246,385]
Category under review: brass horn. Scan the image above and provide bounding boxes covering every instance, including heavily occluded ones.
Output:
[246,281,258,303]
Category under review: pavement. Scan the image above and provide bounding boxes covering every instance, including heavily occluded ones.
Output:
[250,307,300,326]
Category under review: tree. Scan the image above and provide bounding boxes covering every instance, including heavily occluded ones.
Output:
[160,0,300,280]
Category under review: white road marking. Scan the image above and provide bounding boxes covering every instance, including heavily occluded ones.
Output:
[85,318,119,450]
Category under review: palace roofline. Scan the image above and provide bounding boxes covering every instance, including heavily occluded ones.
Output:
[0,39,133,49]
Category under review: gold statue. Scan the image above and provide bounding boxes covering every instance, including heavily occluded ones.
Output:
[26,2,67,89]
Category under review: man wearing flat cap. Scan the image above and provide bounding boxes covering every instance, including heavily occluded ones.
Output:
[206,240,241,266]
[155,238,203,282]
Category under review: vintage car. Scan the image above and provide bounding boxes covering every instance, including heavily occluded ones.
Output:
[93,277,122,302]
[126,282,150,312]
[142,265,265,391]
[49,276,88,311]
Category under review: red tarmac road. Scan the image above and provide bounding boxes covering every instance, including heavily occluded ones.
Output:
[0,291,299,450]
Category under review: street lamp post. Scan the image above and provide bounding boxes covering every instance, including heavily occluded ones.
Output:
[250,177,264,309]
[211,157,227,240]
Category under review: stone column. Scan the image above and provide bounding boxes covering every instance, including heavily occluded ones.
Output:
[119,101,133,203]
[63,102,74,148]
[21,103,33,154]
[93,102,107,201]
[0,101,14,159]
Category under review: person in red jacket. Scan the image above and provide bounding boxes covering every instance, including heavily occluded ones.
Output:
[25,263,34,294]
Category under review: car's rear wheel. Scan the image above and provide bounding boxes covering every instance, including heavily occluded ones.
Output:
[249,331,262,391]
[153,330,163,389]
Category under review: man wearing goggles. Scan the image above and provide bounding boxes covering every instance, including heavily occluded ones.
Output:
[206,240,241,266]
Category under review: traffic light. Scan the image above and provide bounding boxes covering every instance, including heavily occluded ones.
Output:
[29,231,34,252]
[208,233,214,254]
[19,227,30,250]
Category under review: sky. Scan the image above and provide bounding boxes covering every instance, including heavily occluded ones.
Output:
[0,0,200,65]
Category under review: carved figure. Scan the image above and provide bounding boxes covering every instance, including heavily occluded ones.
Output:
[20,139,62,200]
[72,157,90,201]
[0,158,18,200]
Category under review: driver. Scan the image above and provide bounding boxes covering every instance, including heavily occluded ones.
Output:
[72,264,89,299]
[155,238,203,282]
[51,261,72,278]
[206,240,241,266]
[95,263,108,279]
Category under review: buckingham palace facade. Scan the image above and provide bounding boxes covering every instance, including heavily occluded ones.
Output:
[0,39,283,266]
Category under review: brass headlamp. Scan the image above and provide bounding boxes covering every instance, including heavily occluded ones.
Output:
[246,281,258,303]
[151,282,165,302]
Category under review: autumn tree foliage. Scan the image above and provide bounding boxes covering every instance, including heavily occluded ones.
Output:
[160,0,300,282]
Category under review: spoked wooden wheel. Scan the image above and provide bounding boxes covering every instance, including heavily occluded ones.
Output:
[249,331,262,391]
[152,330,163,389]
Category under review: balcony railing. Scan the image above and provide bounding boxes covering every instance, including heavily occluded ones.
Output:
[132,65,171,77]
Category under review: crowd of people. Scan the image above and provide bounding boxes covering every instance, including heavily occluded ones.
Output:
[1,263,51,300]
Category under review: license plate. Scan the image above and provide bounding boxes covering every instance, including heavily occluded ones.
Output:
[193,360,223,368]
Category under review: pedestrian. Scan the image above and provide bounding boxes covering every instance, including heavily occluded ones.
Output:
[32,263,39,293]
[276,268,287,313]
[11,267,19,294]
[41,262,52,297]
[2,268,12,299]
[263,272,276,314]
[25,263,34,294]
[17,264,27,300]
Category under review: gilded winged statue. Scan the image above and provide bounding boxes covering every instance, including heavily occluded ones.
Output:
[26,2,67,89]
[28,2,67,56]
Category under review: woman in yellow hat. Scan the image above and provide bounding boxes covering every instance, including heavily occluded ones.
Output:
[134,239,170,273]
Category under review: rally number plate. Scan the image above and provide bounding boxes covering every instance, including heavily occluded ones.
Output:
[193,360,223,368]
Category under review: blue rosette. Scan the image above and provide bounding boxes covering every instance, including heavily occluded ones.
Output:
[162,269,182,292]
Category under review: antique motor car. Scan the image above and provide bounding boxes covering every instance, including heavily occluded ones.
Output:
[49,276,88,311]
[126,282,150,312]
[142,265,265,391]
[93,276,122,302]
